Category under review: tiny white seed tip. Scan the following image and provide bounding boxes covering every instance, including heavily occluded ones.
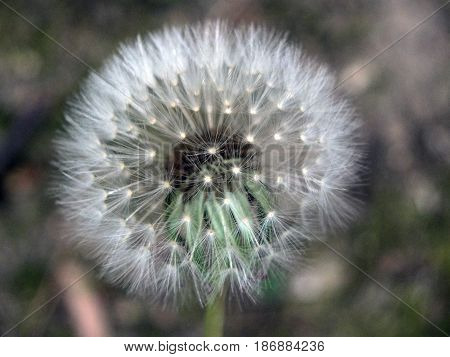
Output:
[231,166,241,175]
[204,175,212,184]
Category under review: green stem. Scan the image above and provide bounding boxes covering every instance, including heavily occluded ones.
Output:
[203,292,226,337]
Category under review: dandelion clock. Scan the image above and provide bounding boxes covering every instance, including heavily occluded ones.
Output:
[54,21,363,335]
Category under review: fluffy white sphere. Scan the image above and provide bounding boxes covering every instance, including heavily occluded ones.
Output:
[54,21,362,305]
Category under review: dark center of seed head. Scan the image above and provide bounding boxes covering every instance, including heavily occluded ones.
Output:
[168,128,261,194]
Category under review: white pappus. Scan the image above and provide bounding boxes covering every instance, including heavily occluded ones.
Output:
[54,21,363,306]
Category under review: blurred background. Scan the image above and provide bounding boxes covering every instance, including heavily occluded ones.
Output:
[0,0,448,337]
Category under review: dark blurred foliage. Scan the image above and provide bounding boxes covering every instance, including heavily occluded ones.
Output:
[0,0,448,336]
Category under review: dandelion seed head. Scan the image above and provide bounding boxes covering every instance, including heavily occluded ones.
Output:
[54,21,363,305]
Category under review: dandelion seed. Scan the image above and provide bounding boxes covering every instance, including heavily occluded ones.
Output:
[203,175,212,184]
[246,134,255,143]
[147,149,156,160]
[117,161,125,171]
